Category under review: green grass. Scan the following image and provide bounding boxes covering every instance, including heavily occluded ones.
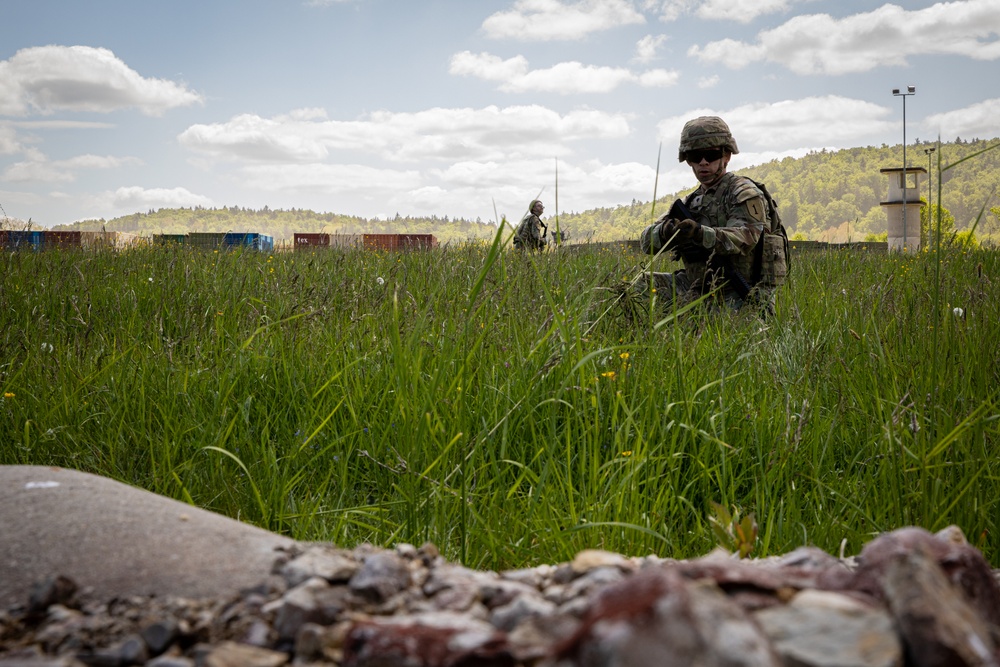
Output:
[1,236,998,569]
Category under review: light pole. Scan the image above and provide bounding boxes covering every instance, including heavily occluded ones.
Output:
[924,146,936,247]
[893,86,916,251]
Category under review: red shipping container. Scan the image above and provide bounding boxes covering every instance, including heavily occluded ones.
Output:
[363,234,400,251]
[294,233,330,248]
[398,234,438,249]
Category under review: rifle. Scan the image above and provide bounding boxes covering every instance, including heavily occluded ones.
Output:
[663,198,755,300]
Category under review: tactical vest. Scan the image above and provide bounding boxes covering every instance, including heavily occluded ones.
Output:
[683,174,789,288]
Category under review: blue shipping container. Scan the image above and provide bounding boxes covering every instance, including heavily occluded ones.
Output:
[223,232,262,250]
[6,230,43,250]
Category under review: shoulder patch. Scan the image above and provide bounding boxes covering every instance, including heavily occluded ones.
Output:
[731,177,763,204]
[744,197,766,224]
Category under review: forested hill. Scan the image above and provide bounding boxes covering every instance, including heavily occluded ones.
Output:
[51,138,1000,244]
[558,137,1000,243]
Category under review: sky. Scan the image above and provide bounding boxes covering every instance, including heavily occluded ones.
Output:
[1,0,998,228]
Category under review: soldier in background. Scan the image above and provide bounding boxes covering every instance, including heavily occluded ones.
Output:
[640,116,788,315]
[514,200,547,251]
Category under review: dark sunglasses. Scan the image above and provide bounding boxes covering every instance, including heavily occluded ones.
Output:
[685,149,724,163]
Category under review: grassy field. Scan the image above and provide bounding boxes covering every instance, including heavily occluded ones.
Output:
[1,233,998,569]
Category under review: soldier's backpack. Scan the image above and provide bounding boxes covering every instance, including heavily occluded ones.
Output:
[748,178,790,287]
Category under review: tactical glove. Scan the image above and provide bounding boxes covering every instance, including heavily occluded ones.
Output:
[657,217,682,248]
[675,218,704,244]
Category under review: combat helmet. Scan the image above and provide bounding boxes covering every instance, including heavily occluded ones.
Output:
[678,116,739,162]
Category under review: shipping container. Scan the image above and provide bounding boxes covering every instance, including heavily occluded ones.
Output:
[330,233,361,248]
[187,232,227,249]
[222,232,274,251]
[363,233,400,251]
[43,230,82,249]
[153,234,188,245]
[294,233,330,248]
[399,234,438,249]
[6,230,43,251]
[80,231,139,249]
[223,232,258,249]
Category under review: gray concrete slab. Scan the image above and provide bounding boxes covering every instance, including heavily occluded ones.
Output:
[0,466,297,608]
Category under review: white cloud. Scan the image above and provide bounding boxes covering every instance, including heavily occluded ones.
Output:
[237,163,423,196]
[657,96,896,154]
[0,46,203,116]
[691,1,1000,75]
[482,0,645,41]
[108,186,213,210]
[697,75,720,89]
[2,154,141,183]
[644,0,811,22]
[180,105,632,164]
[449,52,530,85]
[924,98,1000,140]
[449,51,678,94]
[637,68,680,87]
[393,157,665,223]
[693,0,800,23]
[633,34,667,64]
[644,0,693,22]
[0,126,24,155]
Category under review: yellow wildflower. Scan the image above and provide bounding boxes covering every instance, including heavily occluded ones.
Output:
[601,371,617,380]
[621,450,632,457]
[619,352,630,360]
[3,392,13,399]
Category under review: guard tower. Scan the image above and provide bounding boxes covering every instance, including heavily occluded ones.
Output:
[880,167,926,253]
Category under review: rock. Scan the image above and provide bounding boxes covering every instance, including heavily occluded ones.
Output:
[489,594,557,632]
[76,633,148,666]
[279,546,359,588]
[852,526,1000,630]
[140,619,178,656]
[882,548,998,667]
[422,564,483,612]
[269,577,336,641]
[0,466,293,608]
[501,565,551,590]
[146,656,195,667]
[0,658,88,666]
[343,613,514,667]
[754,589,902,667]
[201,641,288,667]
[555,566,779,667]
[26,577,78,620]
[348,552,411,602]
[569,550,629,575]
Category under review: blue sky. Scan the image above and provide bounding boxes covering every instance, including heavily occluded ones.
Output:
[1,0,998,227]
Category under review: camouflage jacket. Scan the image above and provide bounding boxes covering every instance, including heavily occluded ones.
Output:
[514,213,546,250]
[640,173,770,289]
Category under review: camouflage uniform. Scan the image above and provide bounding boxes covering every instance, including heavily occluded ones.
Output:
[639,117,787,314]
[514,200,546,251]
